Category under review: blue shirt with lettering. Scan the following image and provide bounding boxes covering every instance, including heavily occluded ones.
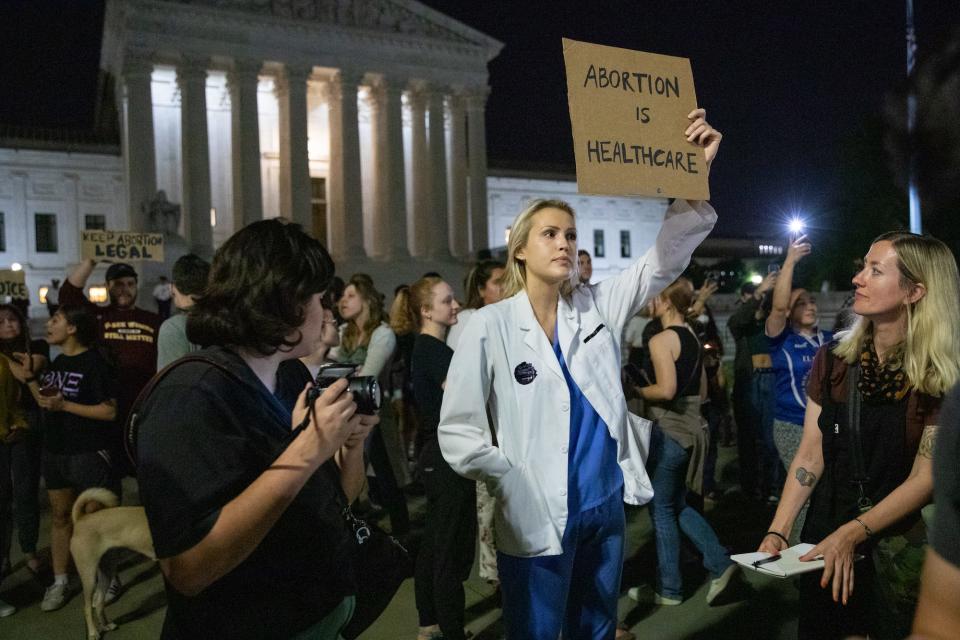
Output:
[769,327,832,425]
[553,326,622,513]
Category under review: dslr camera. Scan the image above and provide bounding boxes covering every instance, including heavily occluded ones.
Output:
[307,363,382,415]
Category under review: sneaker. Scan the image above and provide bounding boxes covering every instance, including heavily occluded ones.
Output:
[0,598,15,617]
[104,574,122,605]
[706,564,740,605]
[629,585,682,605]
[40,581,75,612]
[653,592,683,606]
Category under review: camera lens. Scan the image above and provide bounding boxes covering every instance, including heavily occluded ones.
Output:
[348,377,382,415]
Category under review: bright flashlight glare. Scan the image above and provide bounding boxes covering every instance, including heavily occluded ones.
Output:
[749,273,763,285]
[789,218,805,234]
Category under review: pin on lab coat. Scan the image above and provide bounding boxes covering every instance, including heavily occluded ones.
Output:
[438,199,717,557]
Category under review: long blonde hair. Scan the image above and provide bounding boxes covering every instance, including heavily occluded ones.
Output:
[834,231,960,396]
[500,199,578,300]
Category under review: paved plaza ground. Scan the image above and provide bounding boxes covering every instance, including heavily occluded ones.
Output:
[1,445,801,639]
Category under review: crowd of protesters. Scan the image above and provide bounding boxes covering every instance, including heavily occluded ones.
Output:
[0,44,957,640]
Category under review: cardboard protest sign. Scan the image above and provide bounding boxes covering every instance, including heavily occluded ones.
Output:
[562,38,709,201]
[81,230,164,262]
[0,270,28,301]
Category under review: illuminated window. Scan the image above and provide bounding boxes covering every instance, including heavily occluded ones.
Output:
[210,208,217,227]
[88,286,108,303]
[39,286,49,304]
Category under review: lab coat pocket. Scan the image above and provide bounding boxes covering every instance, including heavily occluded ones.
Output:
[491,464,552,555]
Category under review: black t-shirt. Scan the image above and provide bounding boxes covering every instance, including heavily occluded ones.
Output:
[136,347,355,639]
[932,385,960,568]
[40,348,117,454]
[410,334,453,435]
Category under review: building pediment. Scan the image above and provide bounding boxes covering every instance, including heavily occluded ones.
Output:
[175,0,499,50]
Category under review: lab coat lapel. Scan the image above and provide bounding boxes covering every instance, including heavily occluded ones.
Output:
[557,295,581,362]
[515,292,565,382]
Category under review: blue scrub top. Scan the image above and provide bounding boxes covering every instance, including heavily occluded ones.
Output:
[553,326,623,513]
[769,326,832,425]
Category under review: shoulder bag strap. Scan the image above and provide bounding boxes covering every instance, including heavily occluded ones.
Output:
[844,362,873,512]
[124,355,242,471]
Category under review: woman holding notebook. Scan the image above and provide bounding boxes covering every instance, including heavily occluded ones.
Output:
[760,232,960,639]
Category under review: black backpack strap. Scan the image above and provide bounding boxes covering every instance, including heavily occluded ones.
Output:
[124,355,241,472]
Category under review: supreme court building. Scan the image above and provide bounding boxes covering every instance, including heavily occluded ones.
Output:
[0,0,668,311]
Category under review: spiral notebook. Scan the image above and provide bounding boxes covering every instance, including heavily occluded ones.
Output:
[730,543,825,578]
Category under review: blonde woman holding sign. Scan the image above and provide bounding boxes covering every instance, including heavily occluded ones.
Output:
[438,109,721,639]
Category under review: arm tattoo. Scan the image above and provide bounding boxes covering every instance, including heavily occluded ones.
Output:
[917,425,938,459]
[795,467,817,487]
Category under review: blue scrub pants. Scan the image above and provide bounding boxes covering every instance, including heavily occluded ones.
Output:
[497,490,624,640]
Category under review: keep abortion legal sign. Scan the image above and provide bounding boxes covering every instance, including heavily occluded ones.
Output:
[562,38,709,201]
[81,230,165,262]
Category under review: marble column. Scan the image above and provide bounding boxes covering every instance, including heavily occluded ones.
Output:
[177,57,213,257]
[408,86,430,258]
[227,59,263,230]
[276,63,312,231]
[427,87,450,259]
[122,54,156,232]
[327,70,366,260]
[466,87,490,253]
[446,92,469,257]
[369,78,408,260]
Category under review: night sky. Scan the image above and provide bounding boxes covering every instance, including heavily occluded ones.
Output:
[2,1,958,238]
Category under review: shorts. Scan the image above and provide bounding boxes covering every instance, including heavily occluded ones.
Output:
[43,449,119,494]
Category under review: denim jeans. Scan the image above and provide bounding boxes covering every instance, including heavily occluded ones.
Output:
[648,427,732,598]
[749,370,783,495]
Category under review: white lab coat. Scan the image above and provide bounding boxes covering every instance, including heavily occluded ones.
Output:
[438,199,717,557]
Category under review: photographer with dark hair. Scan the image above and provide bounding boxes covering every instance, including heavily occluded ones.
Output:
[156,254,210,369]
[136,219,377,639]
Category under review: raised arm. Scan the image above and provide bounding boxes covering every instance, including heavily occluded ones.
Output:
[67,259,96,290]
[766,237,811,338]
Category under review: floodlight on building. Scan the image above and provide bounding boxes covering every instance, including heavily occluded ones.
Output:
[750,273,763,285]
[11,263,22,271]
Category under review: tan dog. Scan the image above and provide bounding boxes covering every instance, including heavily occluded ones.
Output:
[70,488,156,640]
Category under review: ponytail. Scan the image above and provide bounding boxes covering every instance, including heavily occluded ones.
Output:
[401,277,442,333]
[390,286,415,336]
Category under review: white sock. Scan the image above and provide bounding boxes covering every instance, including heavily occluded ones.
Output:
[53,573,68,586]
